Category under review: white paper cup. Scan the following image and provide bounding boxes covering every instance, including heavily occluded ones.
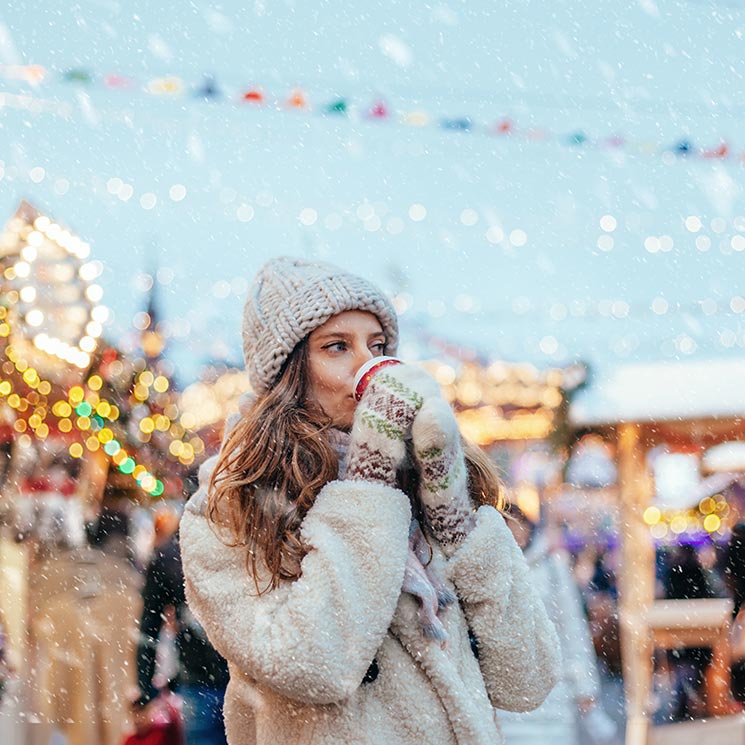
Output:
[353,356,402,401]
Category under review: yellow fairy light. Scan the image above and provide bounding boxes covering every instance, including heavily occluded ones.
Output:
[139,417,155,434]
[0,324,9,337]
[155,415,171,431]
[643,506,661,525]
[76,416,90,430]
[69,386,84,404]
[38,381,51,395]
[7,394,20,408]
[87,375,103,391]
[69,442,84,458]
[153,376,169,393]
[133,384,149,401]
[58,419,72,433]
[28,414,41,428]
[169,440,184,457]
[36,423,48,439]
[13,420,26,432]
[133,465,147,479]
[85,436,100,451]
[0,381,10,395]
[139,371,154,387]
[98,427,113,443]
[670,515,688,534]
[53,400,72,417]
[191,437,205,455]
[699,497,716,515]
[96,401,111,417]
[704,514,722,533]
[180,413,196,430]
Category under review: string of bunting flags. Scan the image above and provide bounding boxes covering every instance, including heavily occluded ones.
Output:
[0,63,740,163]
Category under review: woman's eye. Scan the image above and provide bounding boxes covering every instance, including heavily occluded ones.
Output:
[371,341,387,354]
[324,341,347,352]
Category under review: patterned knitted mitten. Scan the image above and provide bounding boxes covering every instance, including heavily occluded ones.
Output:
[346,365,440,486]
[412,396,476,556]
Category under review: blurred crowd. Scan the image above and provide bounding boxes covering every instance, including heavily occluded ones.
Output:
[0,466,228,745]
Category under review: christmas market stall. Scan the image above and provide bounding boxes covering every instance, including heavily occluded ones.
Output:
[0,202,205,743]
[569,357,745,745]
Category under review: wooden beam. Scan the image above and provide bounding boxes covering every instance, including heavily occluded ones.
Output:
[617,422,656,745]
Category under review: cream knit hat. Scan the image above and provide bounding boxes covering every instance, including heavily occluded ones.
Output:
[243,256,399,393]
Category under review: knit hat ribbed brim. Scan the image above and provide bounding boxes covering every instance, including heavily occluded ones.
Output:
[243,256,399,393]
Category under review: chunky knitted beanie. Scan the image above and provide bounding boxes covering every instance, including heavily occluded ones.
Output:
[243,256,399,393]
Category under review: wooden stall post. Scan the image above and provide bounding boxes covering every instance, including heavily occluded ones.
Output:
[617,423,656,745]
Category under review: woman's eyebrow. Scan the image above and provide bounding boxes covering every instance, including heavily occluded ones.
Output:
[315,330,353,341]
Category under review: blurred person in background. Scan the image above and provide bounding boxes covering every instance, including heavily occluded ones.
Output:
[662,543,716,720]
[500,506,618,745]
[136,503,229,745]
[726,523,745,620]
[30,470,143,745]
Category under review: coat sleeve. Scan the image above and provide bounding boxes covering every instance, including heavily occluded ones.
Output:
[446,506,561,712]
[180,472,411,705]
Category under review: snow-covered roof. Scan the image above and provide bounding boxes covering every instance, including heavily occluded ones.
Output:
[569,358,745,427]
[702,443,745,474]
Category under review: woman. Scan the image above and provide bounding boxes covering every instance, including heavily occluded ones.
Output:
[180,257,560,745]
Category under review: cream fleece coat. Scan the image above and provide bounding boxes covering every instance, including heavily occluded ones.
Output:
[180,463,561,745]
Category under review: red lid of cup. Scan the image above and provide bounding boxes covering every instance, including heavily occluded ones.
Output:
[353,356,402,401]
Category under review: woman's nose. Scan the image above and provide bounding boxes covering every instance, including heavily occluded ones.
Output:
[354,347,375,370]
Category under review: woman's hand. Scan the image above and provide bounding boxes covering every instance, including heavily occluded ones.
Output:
[346,365,440,487]
[411,396,475,554]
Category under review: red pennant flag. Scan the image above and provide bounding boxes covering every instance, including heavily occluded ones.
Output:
[703,142,729,159]
[494,118,513,135]
[242,89,264,104]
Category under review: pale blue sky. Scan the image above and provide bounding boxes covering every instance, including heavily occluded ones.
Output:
[1,0,745,384]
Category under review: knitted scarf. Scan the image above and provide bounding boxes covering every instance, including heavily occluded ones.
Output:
[329,428,455,646]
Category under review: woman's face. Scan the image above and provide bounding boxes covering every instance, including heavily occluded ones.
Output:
[307,310,387,430]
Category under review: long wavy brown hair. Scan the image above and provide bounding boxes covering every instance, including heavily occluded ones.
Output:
[208,340,504,594]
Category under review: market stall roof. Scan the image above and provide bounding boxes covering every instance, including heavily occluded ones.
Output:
[569,358,745,428]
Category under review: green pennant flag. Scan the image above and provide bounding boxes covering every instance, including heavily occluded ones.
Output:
[324,98,347,115]
[62,69,93,84]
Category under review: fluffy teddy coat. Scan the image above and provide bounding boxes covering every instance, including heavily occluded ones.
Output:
[180,460,561,745]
